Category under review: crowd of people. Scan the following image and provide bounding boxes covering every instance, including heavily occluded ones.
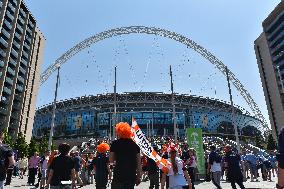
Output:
[0,124,283,189]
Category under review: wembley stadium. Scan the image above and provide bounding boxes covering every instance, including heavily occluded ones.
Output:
[32,92,263,139]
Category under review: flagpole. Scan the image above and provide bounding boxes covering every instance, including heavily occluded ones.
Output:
[48,67,60,151]
[113,66,117,141]
[170,65,177,143]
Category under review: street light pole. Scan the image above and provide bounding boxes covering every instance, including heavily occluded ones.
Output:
[225,66,241,153]
[170,65,177,143]
[48,67,60,151]
[113,66,117,141]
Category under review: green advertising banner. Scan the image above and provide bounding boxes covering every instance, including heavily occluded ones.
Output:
[187,128,205,175]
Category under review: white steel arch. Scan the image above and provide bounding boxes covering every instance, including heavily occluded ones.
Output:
[40,26,268,130]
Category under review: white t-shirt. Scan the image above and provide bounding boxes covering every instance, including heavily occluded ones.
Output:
[167,157,187,188]
[211,162,221,172]
[189,156,197,168]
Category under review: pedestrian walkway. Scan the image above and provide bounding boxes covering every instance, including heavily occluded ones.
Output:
[5,175,277,189]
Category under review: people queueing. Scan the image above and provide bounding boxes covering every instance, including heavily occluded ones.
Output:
[224,145,245,189]
[45,143,76,189]
[161,143,192,189]
[277,127,284,189]
[147,146,160,189]
[93,142,111,189]
[0,130,14,189]
[208,145,222,189]
[28,152,40,186]
[109,122,141,189]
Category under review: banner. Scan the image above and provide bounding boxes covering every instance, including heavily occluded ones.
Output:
[131,118,171,173]
[187,128,205,175]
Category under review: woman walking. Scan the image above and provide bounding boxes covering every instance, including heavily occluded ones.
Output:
[161,144,192,189]
[185,148,197,189]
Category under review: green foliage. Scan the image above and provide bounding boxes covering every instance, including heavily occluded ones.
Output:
[3,130,13,148]
[14,132,28,158]
[38,136,49,155]
[28,138,39,157]
[255,134,264,148]
[266,133,276,151]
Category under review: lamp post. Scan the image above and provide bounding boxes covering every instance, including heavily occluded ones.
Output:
[170,65,177,142]
[113,66,117,141]
[225,66,241,153]
[48,67,60,151]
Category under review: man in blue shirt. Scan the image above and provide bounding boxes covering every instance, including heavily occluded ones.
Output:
[245,151,258,182]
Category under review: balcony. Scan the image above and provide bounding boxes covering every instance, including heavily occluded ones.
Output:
[28,21,34,29]
[0,107,7,116]
[9,58,17,67]
[19,66,26,75]
[18,17,25,26]
[17,75,24,83]
[12,0,18,6]
[7,67,15,76]
[6,11,14,22]
[12,103,21,111]
[0,37,8,48]
[14,94,21,101]
[25,37,31,44]
[13,40,20,50]
[0,60,5,68]
[14,32,21,41]
[0,49,6,58]
[1,28,11,39]
[26,27,32,35]
[23,42,30,50]
[19,9,26,18]
[16,24,23,34]
[3,86,12,95]
[5,77,14,85]
[3,20,12,30]
[16,84,23,92]
[22,51,29,60]
[10,48,18,58]
[7,3,16,13]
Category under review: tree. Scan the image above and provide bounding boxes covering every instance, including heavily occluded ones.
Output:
[38,136,49,155]
[266,133,276,151]
[3,130,13,148]
[14,132,28,158]
[255,134,265,148]
[28,138,39,157]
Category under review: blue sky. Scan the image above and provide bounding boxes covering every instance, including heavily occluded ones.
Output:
[25,0,281,126]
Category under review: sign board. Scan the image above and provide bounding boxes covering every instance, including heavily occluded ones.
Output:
[186,128,205,175]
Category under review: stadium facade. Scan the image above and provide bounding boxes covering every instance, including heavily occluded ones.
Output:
[32,92,263,139]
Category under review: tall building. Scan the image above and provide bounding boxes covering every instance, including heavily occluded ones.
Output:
[254,1,284,139]
[0,0,45,141]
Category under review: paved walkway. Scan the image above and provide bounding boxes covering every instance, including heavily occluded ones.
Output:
[5,176,277,189]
